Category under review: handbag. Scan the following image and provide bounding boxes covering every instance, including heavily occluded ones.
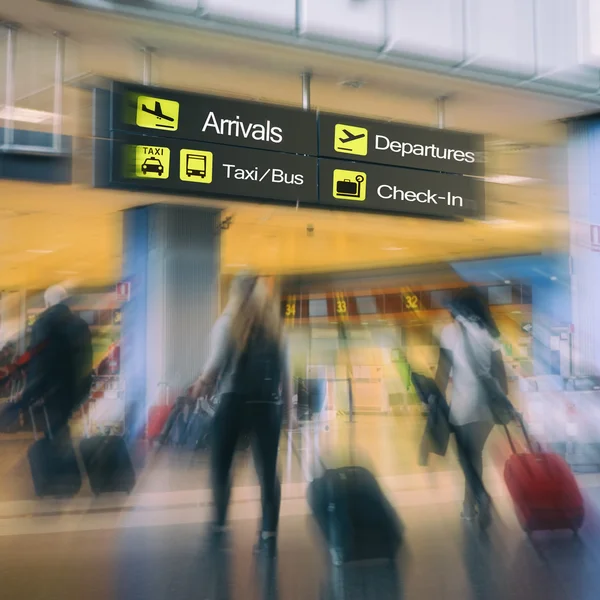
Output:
[460,323,515,426]
[412,372,451,463]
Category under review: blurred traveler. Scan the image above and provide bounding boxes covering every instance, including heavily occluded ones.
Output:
[435,287,508,528]
[19,285,93,444]
[0,341,16,396]
[191,272,294,558]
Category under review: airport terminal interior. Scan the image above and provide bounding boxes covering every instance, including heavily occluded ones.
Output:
[2,1,600,598]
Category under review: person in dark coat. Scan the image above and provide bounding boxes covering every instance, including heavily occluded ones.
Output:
[20,285,93,442]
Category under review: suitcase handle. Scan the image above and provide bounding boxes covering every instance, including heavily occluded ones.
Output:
[503,412,540,455]
[29,403,52,441]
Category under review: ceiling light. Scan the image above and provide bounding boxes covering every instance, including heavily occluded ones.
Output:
[27,249,54,254]
[381,246,405,251]
[0,106,56,124]
[504,280,511,285]
[550,276,558,281]
[483,175,541,186]
[484,219,515,226]
[340,80,365,89]
[55,270,79,275]
[226,263,248,268]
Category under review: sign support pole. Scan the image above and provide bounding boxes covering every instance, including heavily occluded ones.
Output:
[301,72,311,111]
[53,32,66,153]
[2,24,17,149]
[436,95,447,129]
[142,47,154,86]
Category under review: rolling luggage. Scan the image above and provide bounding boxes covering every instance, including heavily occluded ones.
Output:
[148,405,172,441]
[147,382,176,440]
[80,435,136,495]
[157,396,193,446]
[503,415,584,534]
[80,394,136,495]
[27,405,82,498]
[183,399,213,450]
[307,463,403,565]
[300,322,402,567]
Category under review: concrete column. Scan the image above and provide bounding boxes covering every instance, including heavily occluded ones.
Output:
[121,205,221,439]
[567,118,600,375]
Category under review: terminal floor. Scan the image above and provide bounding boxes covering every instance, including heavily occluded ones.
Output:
[1,415,600,598]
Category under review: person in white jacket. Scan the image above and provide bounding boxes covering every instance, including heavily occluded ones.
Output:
[435,287,508,529]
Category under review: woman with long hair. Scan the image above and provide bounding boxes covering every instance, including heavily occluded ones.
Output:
[435,286,508,529]
[191,272,294,557]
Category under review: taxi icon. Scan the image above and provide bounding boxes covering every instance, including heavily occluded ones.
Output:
[141,156,164,176]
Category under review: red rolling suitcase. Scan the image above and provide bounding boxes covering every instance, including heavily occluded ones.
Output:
[147,383,176,440]
[503,415,584,534]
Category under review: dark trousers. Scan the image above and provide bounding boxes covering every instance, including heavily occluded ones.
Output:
[211,393,283,533]
[454,420,493,509]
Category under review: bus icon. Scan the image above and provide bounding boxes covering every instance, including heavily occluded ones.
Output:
[180,149,213,184]
[186,154,207,178]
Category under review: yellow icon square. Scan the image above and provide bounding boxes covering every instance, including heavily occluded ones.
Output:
[332,169,367,202]
[180,149,213,184]
[135,145,170,179]
[136,96,179,131]
[334,123,368,156]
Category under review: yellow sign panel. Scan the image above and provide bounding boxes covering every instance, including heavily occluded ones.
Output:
[180,149,213,184]
[136,95,179,131]
[404,294,419,311]
[336,297,347,315]
[135,145,170,179]
[334,123,368,156]
[332,169,367,202]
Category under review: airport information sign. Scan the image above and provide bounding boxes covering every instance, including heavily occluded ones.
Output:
[111,82,318,156]
[102,82,486,219]
[111,135,318,205]
[320,159,484,219]
[318,113,484,176]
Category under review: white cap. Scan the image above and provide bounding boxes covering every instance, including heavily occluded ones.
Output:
[44,285,68,308]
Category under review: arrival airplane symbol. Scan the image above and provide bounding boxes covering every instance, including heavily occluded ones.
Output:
[338,129,366,144]
[141,101,175,127]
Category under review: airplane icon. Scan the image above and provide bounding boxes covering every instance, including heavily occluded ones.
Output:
[338,129,366,144]
[334,123,368,156]
[136,95,180,131]
[141,101,175,127]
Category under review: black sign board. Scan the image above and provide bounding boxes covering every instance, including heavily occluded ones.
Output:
[319,159,484,219]
[319,113,484,176]
[110,134,318,205]
[111,82,318,156]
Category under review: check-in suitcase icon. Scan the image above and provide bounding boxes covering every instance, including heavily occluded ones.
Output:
[336,174,364,198]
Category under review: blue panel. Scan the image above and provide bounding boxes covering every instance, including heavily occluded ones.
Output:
[586,120,600,224]
[121,207,150,443]
[0,128,72,184]
[452,254,571,376]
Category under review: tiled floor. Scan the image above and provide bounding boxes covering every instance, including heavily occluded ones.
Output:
[0,414,600,599]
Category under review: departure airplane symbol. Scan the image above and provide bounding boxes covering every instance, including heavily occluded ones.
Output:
[338,129,366,144]
[141,101,175,126]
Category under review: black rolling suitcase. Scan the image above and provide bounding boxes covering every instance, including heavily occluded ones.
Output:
[302,321,402,566]
[27,405,82,498]
[79,399,135,495]
[80,434,136,495]
[307,462,403,565]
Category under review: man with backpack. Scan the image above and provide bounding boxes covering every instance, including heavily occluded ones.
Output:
[20,285,94,442]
